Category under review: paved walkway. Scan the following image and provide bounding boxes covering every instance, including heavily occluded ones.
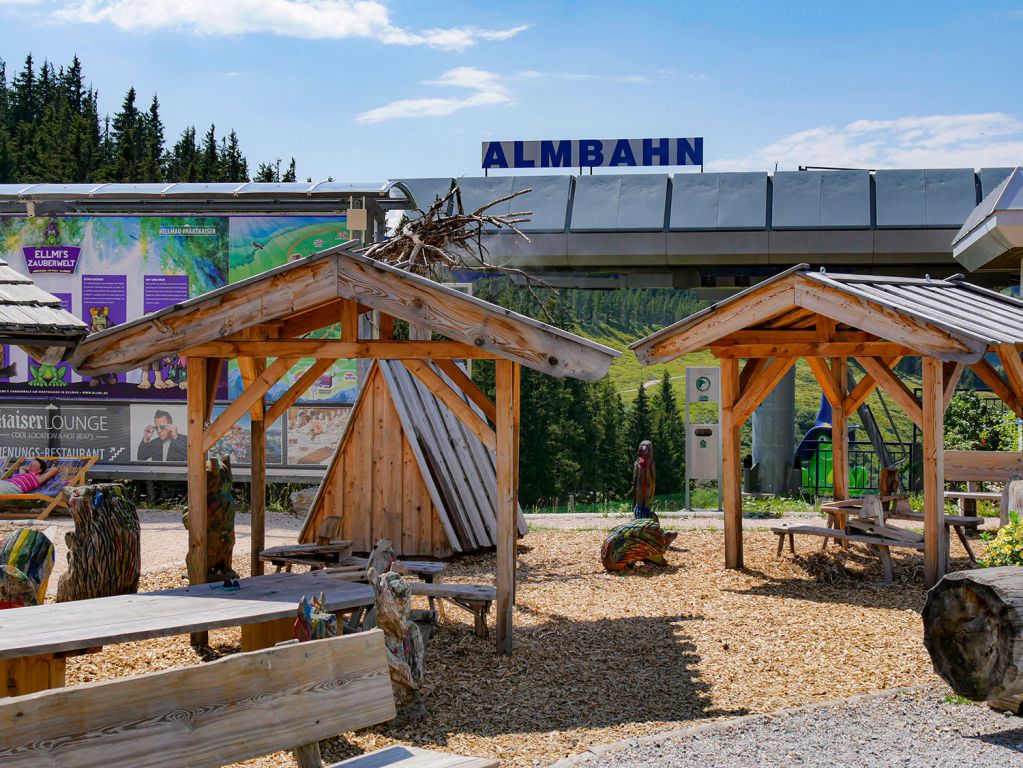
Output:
[553,685,1023,767]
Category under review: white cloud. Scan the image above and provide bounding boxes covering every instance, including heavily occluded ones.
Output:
[356,67,511,123]
[712,113,1023,171]
[51,0,528,51]
[516,70,651,85]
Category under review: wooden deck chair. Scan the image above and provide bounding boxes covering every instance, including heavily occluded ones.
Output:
[0,455,99,521]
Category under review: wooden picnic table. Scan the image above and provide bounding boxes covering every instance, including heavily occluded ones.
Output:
[0,569,375,698]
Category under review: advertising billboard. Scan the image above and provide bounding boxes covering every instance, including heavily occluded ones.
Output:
[0,214,355,468]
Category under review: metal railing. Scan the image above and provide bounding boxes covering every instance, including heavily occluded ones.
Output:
[797,439,914,499]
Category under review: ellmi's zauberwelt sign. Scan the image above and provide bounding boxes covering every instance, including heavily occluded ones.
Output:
[481,137,703,170]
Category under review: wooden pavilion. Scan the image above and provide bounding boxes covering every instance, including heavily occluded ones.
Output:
[72,243,618,653]
[631,265,1023,587]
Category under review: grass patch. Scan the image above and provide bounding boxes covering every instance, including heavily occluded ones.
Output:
[942,693,974,705]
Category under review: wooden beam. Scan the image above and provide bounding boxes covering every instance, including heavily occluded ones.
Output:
[712,341,914,359]
[943,361,965,410]
[725,329,871,344]
[250,361,267,577]
[831,358,849,501]
[402,360,497,452]
[793,278,986,359]
[495,359,519,655]
[997,344,1023,401]
[816,316,837,341]
[922,356,946,588]
[842,356,902,418]
[434,359,497,423]
[264,359,337,429]
[969,357,1023,418]
[721,356,742,570]
[186,358,207,587]
[340,299,359,343]
[738,357,770,395]
[203,358,222,423]
[182,340,500,360]
[203,358,292,453]
[279,300,343,338]
[377,313,395,340]
[805,357,841,407]
[734,357,797,425]
[855,357,924,429]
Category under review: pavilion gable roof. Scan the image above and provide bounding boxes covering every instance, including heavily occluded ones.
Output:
[631,266,1023,365]
[72,243,618,380]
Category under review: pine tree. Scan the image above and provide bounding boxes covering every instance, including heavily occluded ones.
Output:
[199,124,220,181]
[222,130,247,181]
[651,369,685,494]
[282,156,297,182]
[139,94,164,181]
[628,382,652,461]
[107,87,141,181]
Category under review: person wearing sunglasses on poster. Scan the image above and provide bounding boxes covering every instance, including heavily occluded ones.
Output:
[137,409,188,462]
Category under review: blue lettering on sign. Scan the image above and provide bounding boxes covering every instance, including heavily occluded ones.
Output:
[643,138,671,165]
[579,140,604,167]
[540,140,572,167]
[482,137,704,169]
[678,137,703,166]
[482,142,509,169]
[513,141,535,168]
[608,139,636,167]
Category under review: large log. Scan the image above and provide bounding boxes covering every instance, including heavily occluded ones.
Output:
[923,567,1023,701]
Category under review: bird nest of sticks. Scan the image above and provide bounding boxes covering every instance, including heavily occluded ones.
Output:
[364,184,536,282]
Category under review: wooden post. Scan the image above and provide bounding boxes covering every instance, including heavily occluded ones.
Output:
[250,360,267,577]
[831,358,849,500]
[721,356,742,570]
[495,359,519,655]
[186,357,208,587]
[922,356,946,587]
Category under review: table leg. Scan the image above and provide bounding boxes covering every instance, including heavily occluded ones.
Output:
[954,525,977,565]
[241,618,295,651]
[1,653,66,698]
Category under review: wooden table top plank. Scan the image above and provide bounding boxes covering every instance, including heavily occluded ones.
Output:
[0,571,375,659]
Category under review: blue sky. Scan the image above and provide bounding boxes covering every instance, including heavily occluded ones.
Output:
[1,0,1021,181]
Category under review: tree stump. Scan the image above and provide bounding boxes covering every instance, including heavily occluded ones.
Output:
[923,567,1023,701]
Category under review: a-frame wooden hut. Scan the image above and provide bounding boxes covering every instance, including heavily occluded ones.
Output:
[72,244,618,653]
[631,265,1023,588]
[300,359,527,557]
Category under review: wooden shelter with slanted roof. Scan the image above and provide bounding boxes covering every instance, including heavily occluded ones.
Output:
[631,265,1023,587]
[72,243,619,653]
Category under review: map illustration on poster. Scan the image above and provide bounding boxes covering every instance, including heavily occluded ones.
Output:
[228,216,358,405]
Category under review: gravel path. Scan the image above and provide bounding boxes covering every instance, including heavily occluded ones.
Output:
[559,686,1023,768]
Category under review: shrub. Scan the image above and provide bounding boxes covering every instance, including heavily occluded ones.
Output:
[980,512,1023,567]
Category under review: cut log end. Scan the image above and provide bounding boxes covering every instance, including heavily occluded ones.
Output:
[923,567,1023,701]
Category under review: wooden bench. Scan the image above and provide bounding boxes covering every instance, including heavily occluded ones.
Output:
[409,583,496,639]
[945,450,1023,522]
[0,629,498,768]
[772,524,924,582]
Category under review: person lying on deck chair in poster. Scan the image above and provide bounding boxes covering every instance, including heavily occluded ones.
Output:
[0,459,59,495]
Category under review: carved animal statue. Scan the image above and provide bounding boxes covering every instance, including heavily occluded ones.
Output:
[0,528,55,608]
[600,517,678,572]
[293,591,337,642]
[366,537,396,575]
[182,456,237,581]
[56,484,141,602]
[369,567,425,717]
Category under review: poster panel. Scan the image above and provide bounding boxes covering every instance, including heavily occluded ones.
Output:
[0,215,229,400]
[129,403,188,463]
[286,406,351,465]
[228,216,358,405]
[0,402,131,464]
[208,406,285,466]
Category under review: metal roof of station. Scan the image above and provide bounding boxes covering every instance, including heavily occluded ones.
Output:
[952,167,1023,272]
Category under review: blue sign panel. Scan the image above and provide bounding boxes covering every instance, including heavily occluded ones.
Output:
[481,138,703,170]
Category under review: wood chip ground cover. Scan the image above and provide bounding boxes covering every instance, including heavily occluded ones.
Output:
[53,527,972,767]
